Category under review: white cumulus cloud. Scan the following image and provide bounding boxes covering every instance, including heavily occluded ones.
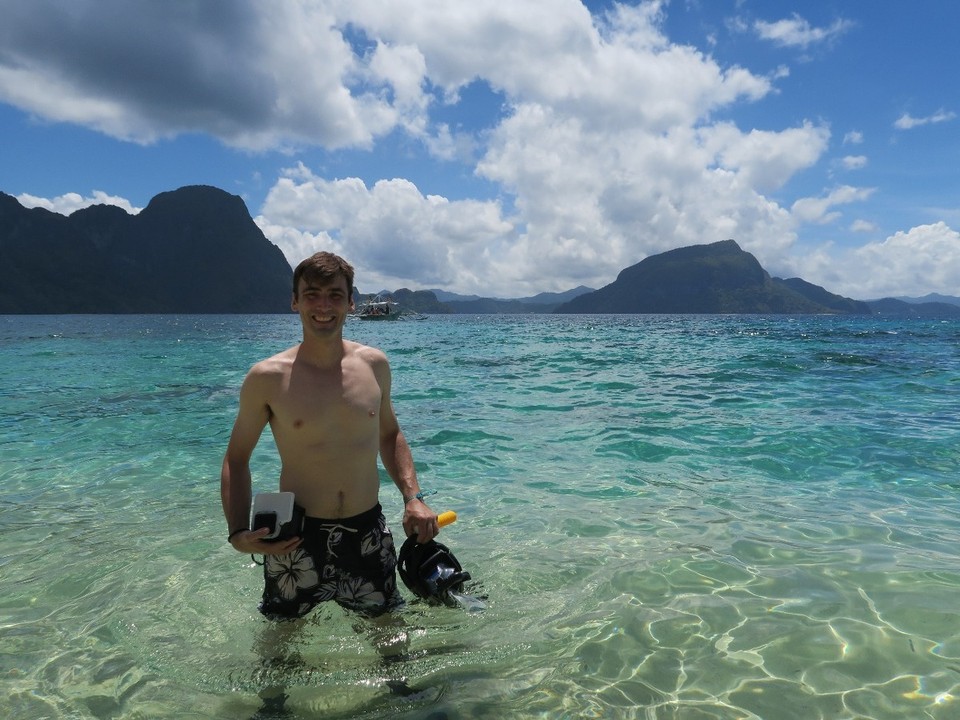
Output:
[791,186,875,226]
[850,219,878,233]
[261,166,515,293]
[753,14,854,49]
[849,222,960,297]
[841,155,867,170]
[787,222,960,299]
[894,109,957,130]
[16,191,141,215]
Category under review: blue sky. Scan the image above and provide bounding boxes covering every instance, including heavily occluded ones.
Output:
[1,0,957,299]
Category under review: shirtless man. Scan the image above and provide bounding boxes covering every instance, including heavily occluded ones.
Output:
[221,251,438,618]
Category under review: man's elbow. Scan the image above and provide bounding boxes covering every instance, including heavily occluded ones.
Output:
[221,451,250,484]
[379,436,394,455]
[380,424,401,444]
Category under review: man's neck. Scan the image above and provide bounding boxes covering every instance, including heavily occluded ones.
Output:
[297,334,346,369]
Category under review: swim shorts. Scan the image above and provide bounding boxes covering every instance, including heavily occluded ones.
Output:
[259,503,404,619]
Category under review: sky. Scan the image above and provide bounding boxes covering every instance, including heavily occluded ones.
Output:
[1,0,958,300]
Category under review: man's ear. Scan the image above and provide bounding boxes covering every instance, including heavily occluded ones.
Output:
[291,293,298,312]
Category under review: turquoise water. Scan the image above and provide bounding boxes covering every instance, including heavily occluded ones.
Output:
[2,313,959,719]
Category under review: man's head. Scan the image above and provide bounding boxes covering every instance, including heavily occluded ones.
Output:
[292,252,355,300]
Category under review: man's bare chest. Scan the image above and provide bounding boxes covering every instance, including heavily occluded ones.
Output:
[269,364,381,434]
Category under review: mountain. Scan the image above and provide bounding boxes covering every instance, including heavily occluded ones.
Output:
[1,186,293,313]
[889,293,960,307]
[417,285,590,313]
[555,239,842,314]
[427,285,594,309]
[444,297,551,314]
[361,288,451,314]
[773,277,872,314]
[553,240,960,316]
[519,286,595,305]
[865,297,960,318]
[428,289,483,303]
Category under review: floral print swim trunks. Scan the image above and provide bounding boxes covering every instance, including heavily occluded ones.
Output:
[259,503,404,619]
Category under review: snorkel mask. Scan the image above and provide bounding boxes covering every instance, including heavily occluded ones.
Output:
[397,536,471,606]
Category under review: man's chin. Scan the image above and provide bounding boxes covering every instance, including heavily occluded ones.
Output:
[307,320,343,335]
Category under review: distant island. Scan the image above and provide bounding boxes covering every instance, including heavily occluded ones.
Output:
[373,241,960,317]
[1,185,291,313]
[556,239,873,314]
[368,286,596,315]
[2,186,958,316]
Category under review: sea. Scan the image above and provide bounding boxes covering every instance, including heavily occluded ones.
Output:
[2,312,959,720]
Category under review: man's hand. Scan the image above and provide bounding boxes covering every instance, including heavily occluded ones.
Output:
[403,500,439,543]
[229,527,302,555]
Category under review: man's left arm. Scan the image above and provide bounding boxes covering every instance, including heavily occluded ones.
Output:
[373,351,439,543]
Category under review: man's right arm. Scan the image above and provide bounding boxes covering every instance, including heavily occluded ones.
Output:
[221,365,303,556]
[220,369,270,548]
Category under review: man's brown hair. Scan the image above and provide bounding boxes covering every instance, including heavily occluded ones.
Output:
[292,252,355,300]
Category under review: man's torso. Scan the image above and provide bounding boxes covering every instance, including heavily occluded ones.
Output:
[258,342,384,517]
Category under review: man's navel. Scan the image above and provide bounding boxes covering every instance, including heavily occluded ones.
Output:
[293,418,304,429]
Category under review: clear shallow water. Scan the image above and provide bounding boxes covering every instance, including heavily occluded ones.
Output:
[2,313,959,719]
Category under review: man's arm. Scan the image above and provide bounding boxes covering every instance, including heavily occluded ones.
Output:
[372,351,439,543]
[220,367,300,554]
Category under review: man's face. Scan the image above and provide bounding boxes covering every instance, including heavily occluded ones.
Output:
[291,275,354,336]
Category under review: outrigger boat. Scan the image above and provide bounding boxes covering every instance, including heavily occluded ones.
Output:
[352,294,402,320]
[351,293,428,321]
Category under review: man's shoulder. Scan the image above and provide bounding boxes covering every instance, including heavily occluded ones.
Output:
[343,340,387,360]
[249,345,299,377]
[345,340,388,364]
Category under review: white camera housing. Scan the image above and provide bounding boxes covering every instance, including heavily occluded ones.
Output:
[251,492,296,540]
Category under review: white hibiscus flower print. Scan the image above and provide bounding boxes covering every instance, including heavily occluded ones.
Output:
[265,549,319,600]
[360,529,380,557]
[337,576,385,609]
[379,536,396,570]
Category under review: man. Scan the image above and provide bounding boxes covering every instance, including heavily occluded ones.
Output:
[221,251,439,618]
